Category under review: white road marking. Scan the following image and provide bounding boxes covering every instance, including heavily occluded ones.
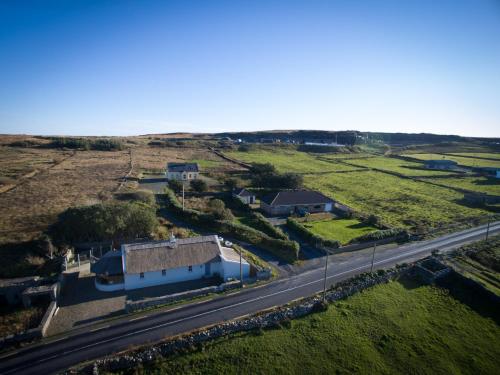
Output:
[89,325,109,332]
[2,224,499,375]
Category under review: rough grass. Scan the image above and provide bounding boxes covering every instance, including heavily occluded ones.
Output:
[303,170,488,230]
[447,153,500,161]
[225,149,360,173]
[421,176,500,196]
[404,153,500,168]
[114,280,500,375]
[0,304,47,336]
[302,218,378,245]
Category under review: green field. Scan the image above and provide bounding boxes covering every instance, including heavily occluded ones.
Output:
[446,153,500,161]
[343,156,460,177]
[118,280,500,375]
[421,176,500,196]
[302,218,378,244]
[225,149,362,173]
[404,153,500,168]
[303,170,487,229]
[188,159,222,169]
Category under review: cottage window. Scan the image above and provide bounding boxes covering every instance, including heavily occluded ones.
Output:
[140,272,144,279]
[314,205,321,209]
[188,265,193,272]
[162,269,166,276]
[188,174,192,178]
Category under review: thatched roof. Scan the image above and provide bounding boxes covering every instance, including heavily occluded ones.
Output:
[124,235,221,274]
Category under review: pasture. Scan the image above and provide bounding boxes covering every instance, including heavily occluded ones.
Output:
[403,153,500,168]
[122,280,500,375]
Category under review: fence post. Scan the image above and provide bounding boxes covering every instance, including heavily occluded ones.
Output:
[77,254,80,268]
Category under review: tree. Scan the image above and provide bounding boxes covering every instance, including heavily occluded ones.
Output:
[224,178,238,191]
[208,199,234,221]
[50,202,158,243]
[168,179,183,193]
[190,179,208,193]
[250,162,276,175]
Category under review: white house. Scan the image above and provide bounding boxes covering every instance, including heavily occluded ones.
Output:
[166,162,199,181]
[91,235,250,292]
[232,188,256,204]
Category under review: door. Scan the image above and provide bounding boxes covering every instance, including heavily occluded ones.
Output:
[205,262,211,276]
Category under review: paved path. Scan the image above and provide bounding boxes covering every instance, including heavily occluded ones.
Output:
[1,221,499,375]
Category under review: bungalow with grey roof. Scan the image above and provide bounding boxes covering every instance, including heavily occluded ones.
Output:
[260,190,334,216]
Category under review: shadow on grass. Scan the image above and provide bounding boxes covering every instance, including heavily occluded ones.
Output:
[397,274,426,290]
[437,272,500,324]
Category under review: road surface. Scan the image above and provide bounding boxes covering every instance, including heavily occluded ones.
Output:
[1,221,499,375]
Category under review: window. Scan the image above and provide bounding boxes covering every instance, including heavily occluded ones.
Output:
[162,269,166,276]
[314,205,321,209]
[140,272,144,279]
[188,265,193,272]
[188,174,192,179]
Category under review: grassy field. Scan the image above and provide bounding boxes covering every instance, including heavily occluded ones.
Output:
[114,279,500,375]
[303,170,487,230]
[421,176,500,196]
[446,153,500,161]
[225,149,362,173]
[341,156,461,177]
[302,218,378,244]
[403,153,500,168]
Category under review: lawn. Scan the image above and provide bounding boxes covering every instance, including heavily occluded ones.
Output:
[421,176,500,196]
[116,280,500,375]
[225,149,362,173]
[403,153,500,168]
[303,170,488,230]
[302,218,378,245]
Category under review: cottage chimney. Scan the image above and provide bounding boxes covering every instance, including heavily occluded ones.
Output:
[169,232,176,244]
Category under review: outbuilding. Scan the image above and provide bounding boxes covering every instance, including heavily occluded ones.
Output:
[232,188,256,204]
[423,159,458,170]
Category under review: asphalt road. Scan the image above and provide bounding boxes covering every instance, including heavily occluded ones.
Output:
[1,221,499,375]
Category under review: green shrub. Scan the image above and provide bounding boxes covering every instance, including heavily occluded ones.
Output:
[248,212,288,240]
[168,180,184,193]
[50,202,158,243]
[350,228,409,243]
[190,179,208,193]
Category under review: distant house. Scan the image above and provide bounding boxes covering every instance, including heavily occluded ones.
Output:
[91,235,250,292]
[423,160,458,170]
[477,167,500,179]
[260,190,334,216]
[233,188,256,204]
[166,162,199,181]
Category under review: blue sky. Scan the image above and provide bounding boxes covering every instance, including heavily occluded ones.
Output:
[0,0,499,137]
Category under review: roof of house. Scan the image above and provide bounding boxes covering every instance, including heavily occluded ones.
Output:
[233,188,254,197]
[167,162,199,172]
[123,235,221,274]
[424,159,457,165]
[261,190,333,206]
[90,250,123,276]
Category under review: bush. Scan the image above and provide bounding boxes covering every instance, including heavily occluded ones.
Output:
[168,180,184,193]
[224,178,238,191]
[50,202,158,243]
[350,228,409,243]
[248,212,288,240]
[44,137,124,151]
[286,218,340,249]
[190,179,208,193]
[208,199,234,221]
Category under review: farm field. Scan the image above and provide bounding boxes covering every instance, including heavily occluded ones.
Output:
[303,170,487,230]
[117,279,500,375]
[225,149,362,173]
[302,218,378,245]
[339,156,461,177]
[403,153,500,168]
[445,153,500,161]
[421,176,500,196]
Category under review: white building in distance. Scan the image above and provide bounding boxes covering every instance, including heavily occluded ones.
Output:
[166,162,199,181]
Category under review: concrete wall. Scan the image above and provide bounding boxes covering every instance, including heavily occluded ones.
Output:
[124,261,220,290]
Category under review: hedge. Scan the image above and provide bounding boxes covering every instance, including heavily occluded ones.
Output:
[350,228,409,243]
[163,188,300,263]
[286,218,340,249]
[248,212,288,240]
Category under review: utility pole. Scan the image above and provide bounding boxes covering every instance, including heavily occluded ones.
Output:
[182,182,185,211]
[370,242,377,273]
[486,216,491,241]
[239,247,243,286]
[322,250,329,303]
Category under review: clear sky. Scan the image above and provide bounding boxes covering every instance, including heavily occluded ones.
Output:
[1,0,499,137]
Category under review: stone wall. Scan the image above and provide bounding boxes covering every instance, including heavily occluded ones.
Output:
[77,266,410,374]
